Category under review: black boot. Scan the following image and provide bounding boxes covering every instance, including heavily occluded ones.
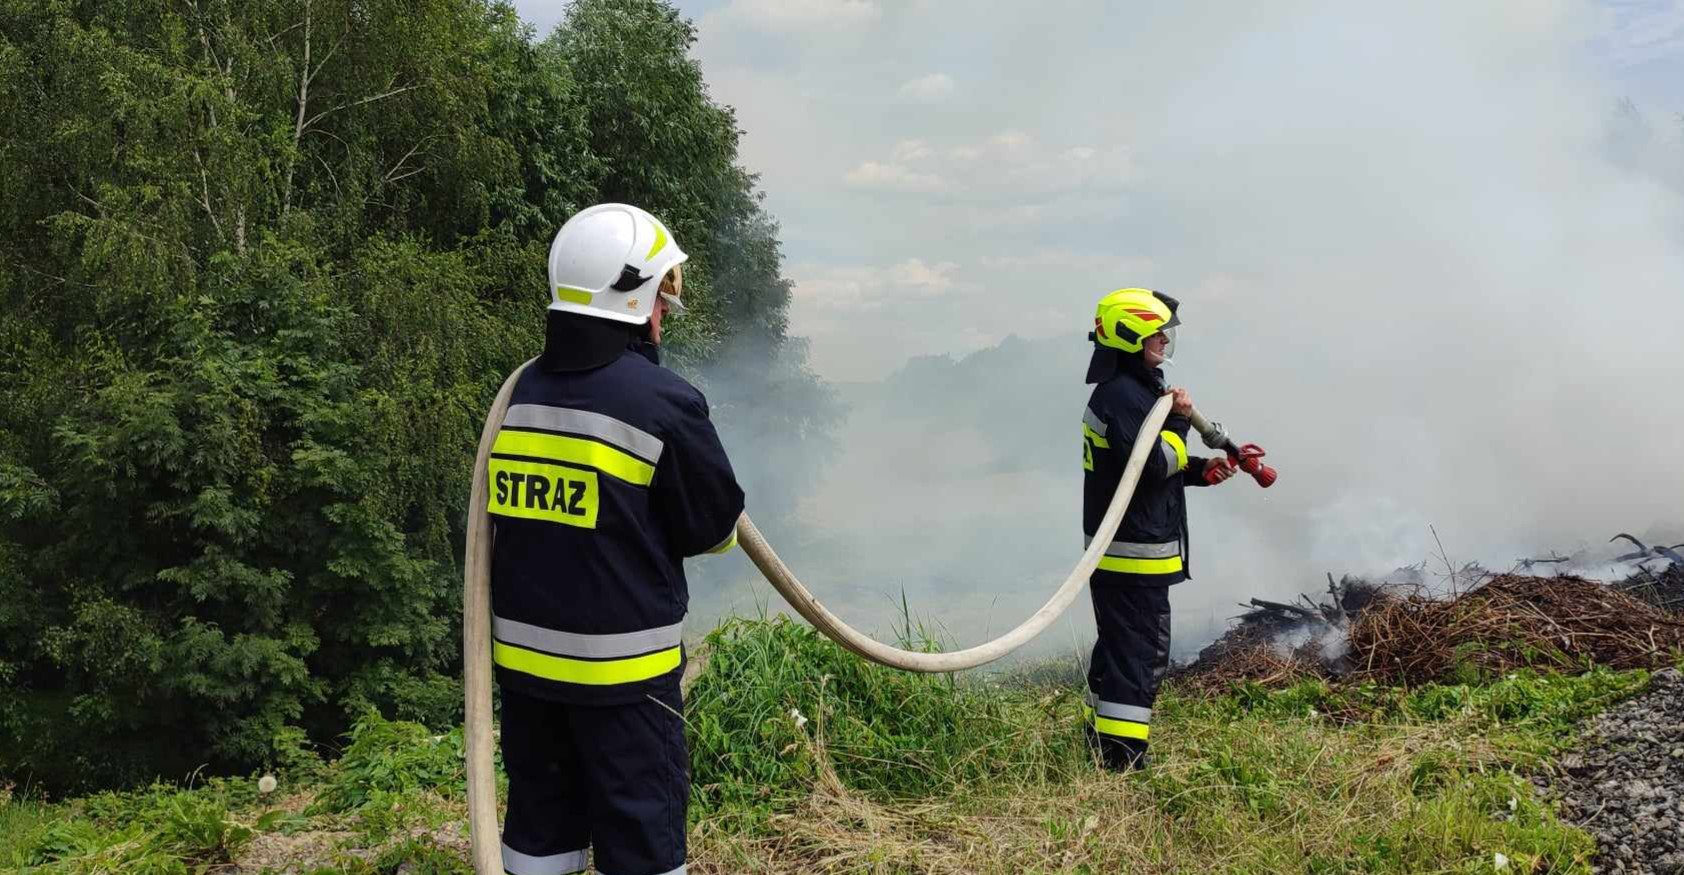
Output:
[1098,737,1150,772]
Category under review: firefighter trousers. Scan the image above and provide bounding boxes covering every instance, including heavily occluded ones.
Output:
[1085,583,1171,770]
[499,686,688,875]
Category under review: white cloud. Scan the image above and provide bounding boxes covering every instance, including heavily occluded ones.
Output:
[842,161,947,192]
[845,132,1133,200]
[978,249,1155,278]
[791,258,960,313]
[885,258,957,289]
[898,73,955,101]
[890,139,933,162]
[991,129,1030,149]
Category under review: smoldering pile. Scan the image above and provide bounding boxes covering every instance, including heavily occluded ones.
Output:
[1175,574,1397,690]
[1612,561,1684,614]
[1179,564,1684,692]
[1349,574,1684,684]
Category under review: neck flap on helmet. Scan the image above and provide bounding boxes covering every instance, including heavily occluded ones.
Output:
[540,310,640,372]
[1084,342,1162,386]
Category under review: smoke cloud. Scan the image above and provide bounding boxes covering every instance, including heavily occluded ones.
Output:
[541,1,1684,660]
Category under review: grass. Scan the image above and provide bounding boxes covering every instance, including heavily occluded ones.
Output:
[685,618,1645,873]
[0,795,55,866]
[0,617,1663,874]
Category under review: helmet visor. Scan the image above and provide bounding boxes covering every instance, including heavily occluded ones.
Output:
[657,266,687,316]
[1159,325,1177,365]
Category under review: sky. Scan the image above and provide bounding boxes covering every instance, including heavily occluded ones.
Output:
[508,0,1684,380]
[509,0,1684,658]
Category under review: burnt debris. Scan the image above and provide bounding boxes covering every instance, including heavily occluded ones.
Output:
[1178,544,1684,691]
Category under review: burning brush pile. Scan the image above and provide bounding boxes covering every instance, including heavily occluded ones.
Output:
[1180,565,1684,691]
[1612,561,1684,613]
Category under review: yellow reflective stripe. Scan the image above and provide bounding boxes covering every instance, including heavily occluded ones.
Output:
[1097,554,1184,575]
[554,286,594,305]
[1084,704,1151,740]
[1160,430,1188,472]
[647,222,668,260]
[493,430,655,486]
[493,641,682,685]
[1083,423,1111,449]
[707,531,738,554]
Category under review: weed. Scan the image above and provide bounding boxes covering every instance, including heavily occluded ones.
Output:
[686,616,1087,814]
[309,713,466,815]
[0,795,54,866]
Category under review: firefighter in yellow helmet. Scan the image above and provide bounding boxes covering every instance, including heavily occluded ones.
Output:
[1080,289,1236,771]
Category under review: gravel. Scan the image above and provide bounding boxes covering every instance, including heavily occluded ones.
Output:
[1536,667,1684,874]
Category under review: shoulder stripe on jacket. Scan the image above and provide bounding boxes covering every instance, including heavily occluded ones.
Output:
[503,404,665,463]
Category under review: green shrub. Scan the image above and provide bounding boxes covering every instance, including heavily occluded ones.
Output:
[310,713,466,814]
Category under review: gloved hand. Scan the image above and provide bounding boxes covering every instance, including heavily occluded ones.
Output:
[1202,456,1237,485]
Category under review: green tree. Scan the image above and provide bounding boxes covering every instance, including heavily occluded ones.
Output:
[546,0,838,522]
[0,0,831,792]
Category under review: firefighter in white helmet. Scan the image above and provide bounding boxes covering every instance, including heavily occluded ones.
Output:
[492,204,743,875]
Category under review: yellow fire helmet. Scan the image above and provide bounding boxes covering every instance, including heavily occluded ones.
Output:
[1092,288,1181,360]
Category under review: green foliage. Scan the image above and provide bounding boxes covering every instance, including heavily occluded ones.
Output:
[0,0,832,791]
[1341,768,1594,874]
[0,796,56,867]
[150,792,257,863]
[688,616,1091,813]
[1211,666,1649,749]
[367,839,476,875]
[270,724,331,785]
[308,713,466,815]
[9,780,267,874]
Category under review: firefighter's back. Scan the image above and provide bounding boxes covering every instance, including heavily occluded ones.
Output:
[489,350,720,706]
[490,203,742,875]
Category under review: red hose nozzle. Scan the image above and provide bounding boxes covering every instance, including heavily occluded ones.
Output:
[1229,443,1277,489]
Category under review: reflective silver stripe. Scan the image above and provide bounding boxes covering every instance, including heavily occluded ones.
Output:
[1107,539,1179,559]
[1083,536,1180,559]
[1159,437,1179,477]
[1093,699,1152,723]
[502,843,587,875]
[503,404,664,463]
[1082,407,1108,437]
[599,867,684,875]
[492,616,683,659]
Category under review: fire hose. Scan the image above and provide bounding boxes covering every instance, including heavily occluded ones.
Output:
[462,359,1272,875]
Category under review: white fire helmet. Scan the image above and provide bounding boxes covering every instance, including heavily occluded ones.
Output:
[547,203,689,325]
